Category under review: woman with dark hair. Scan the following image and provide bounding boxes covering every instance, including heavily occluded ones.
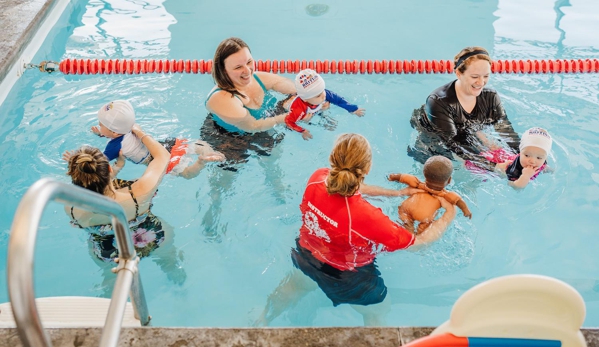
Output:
[64,124,170,262]
[199,37,297,239]
[201,37,296,167]
[257,133,457,326]
[408,46,520,171]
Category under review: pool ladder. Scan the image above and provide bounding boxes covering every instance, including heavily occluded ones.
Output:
[3,178,151,347]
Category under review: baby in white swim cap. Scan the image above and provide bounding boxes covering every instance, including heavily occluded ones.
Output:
[285,69,366,141]
[496,127,552,189]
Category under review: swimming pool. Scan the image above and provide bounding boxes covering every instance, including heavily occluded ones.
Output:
[1,0,598,328]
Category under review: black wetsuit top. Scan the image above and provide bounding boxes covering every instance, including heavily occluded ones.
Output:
[409,80,520,170]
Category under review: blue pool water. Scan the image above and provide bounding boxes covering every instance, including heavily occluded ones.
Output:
[1,0,598,327]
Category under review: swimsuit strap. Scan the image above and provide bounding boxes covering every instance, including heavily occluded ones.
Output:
[70,206,84,228]
[205,87,243,106]
[253,74,268,93]
[127,185,140,219]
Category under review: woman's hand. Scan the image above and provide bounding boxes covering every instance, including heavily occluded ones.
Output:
[62,150,75,162]
[437,196,457,218]
[131,123,145,138]
[397,187,425,197]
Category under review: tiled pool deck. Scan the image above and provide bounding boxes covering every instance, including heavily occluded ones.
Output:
[1,1,598,346]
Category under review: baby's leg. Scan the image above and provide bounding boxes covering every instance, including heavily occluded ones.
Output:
[191,140,226,161]
[177,141,225,179]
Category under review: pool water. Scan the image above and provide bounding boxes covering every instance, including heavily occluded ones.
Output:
[1,0,598,327]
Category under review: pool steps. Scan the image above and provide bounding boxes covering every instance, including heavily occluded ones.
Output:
[0,297,141,328]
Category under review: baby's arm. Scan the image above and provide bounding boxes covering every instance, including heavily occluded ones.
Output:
[91,126,103,137]
[285,101,313,140]
[325,90,364,116]
[388,173,420,189]
[456,199,472,219]
[508,166,537,189]
[388,173,402,182]
[110,151,125,179]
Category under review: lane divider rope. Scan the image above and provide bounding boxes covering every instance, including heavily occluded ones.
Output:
[31,58,599,75]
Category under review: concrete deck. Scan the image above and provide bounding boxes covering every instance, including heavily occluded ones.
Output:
[0,327,596,347]
[0,0,54,84]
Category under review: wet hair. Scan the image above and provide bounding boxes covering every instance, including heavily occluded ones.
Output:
[212,37,251,99]
[66,146,111,195]
[327,133,372,196]
[454,46,492,74]
[423,156,453,186]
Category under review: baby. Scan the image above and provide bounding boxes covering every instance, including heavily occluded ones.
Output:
[91,100,224,179]
[389,156,472,234]
[285,69,365,140]
[495,127,552,189]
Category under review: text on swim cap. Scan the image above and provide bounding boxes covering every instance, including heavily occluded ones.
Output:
[299,73,319,88]
[527,128,550,138]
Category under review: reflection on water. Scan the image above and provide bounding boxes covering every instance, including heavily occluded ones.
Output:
[68,0,176,58]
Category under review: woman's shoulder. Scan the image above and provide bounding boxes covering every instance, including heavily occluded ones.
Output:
[481,86,499,96]
[254,71,274,83]
[309,167,329,181]
[205,87,245,114]
[206,87,236,104]
[429,80,456,99]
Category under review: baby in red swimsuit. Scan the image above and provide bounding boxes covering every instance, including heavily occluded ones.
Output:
[285,69,365,141]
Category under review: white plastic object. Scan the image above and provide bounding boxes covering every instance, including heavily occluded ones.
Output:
[432,274,587,347]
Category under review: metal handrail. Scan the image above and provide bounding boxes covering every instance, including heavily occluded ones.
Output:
[7,178,151,347]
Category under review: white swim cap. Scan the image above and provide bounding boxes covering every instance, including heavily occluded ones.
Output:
[295,69,325,100]
[97,100,135,135]
[519,127,552,154]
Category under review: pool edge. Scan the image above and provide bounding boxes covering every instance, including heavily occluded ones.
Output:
[0,0,71,106]
[0,327,598,346]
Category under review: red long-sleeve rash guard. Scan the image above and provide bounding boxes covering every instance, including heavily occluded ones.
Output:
[298,168,415,271]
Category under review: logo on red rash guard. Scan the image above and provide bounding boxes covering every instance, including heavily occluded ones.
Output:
[304,211,331,243]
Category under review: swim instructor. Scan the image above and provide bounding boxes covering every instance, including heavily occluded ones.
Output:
[257,133,457,326]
